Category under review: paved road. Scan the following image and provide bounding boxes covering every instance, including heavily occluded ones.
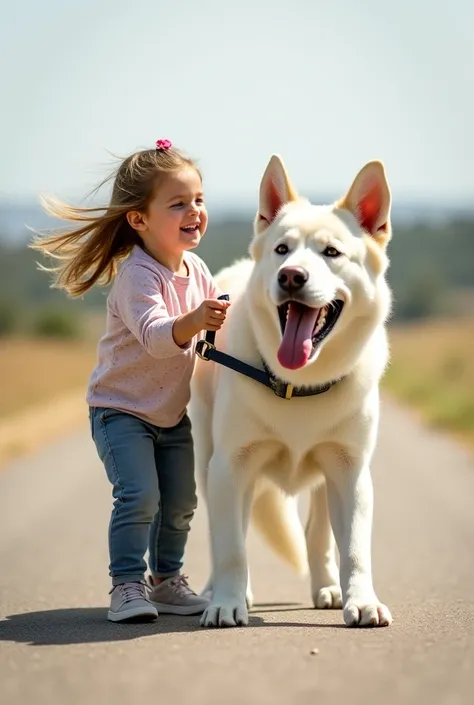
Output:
[1,398,473,705]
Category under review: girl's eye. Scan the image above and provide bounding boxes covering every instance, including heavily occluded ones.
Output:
[171,199,203,209]
[275,243,289,255]
[323,246,341,258]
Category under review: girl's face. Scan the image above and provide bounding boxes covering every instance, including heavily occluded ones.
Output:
[128,167,208,265]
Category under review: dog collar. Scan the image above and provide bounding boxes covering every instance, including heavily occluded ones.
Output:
[260,360,339,399]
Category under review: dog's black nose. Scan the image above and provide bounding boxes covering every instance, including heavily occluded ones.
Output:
[278,266,309,292]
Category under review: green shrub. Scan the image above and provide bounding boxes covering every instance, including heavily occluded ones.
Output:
[31,308,81,339]
[0,303,16,336]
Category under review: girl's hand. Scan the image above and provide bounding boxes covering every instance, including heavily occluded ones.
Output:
[192,298,230,332]
[172,299,231,347]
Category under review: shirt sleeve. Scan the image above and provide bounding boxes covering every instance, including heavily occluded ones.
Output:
[114,263,192,359]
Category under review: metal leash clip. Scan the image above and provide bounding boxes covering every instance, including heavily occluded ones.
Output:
[195,339,216,361]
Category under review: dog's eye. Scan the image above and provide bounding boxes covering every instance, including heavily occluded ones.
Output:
[323,246,341,258]
[275,243,289,255]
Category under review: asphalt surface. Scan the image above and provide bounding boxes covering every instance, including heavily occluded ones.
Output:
[1,398,473,705]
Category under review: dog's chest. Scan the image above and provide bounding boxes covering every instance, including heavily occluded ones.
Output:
[259,392,341,445]
[234,393,352,493]
[241,438,326,494]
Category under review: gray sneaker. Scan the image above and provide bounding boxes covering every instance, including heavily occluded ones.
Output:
[147,574,210,615]
[108,581,158,623]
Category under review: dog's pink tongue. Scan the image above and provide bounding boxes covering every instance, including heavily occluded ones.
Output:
[277,303,319,370]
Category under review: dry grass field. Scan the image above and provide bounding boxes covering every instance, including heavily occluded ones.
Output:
[0,338,97,420]
[0,338,98,466]
[384,317,474,446]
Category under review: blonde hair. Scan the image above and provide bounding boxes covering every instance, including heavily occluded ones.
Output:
[30,146,201,297]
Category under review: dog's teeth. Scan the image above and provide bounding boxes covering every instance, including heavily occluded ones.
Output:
[314,310,327,335]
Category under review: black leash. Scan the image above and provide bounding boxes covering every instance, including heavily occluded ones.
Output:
[195,294,339,400]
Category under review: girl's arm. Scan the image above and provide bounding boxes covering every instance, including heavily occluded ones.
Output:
[114,263,228,358]
[114,264,193,359]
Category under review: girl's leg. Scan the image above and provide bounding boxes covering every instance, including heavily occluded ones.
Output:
[90,407,160,585]
[149,413,197,578]
[147,414,208,615]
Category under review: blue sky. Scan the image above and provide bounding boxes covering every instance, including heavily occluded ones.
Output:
[1,0,472,209]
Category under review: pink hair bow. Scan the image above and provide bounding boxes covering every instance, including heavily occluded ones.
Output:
[156,138,172,150]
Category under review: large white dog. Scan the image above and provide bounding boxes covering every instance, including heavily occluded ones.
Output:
[190,155,393,629]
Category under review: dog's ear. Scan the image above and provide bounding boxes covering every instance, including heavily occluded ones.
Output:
[338,161,391,243]
[256,155,299,233]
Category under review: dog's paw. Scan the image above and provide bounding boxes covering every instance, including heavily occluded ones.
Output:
[343,600,392,627]
[200,589,254,610]
[312,585,343,609]
[200,601,249,628]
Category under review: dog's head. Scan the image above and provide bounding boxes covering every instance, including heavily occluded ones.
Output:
[248,155,392,373]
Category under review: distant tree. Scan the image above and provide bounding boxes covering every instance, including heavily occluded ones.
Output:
[31,308,81,339]
[393,266,449,321]
[0,302,16,336]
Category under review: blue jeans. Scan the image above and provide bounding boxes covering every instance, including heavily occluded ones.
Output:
[89,407,197,586]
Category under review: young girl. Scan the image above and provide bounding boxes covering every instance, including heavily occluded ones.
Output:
[32,139,230,623]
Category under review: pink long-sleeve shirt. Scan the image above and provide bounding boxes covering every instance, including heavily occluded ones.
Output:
[86,245,221,427]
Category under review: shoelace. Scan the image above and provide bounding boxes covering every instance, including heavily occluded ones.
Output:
[116,581,148,602]
[168,574,194,597]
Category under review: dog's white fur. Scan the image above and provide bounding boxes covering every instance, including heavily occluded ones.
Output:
[190,155,393,628]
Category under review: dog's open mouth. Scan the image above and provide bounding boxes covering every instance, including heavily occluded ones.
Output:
[277,300,344,370]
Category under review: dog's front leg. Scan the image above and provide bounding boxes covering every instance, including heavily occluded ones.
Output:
[200,499,254,608]
[306,483,342,609]
[200,453,252,628]
[325,462,392,628]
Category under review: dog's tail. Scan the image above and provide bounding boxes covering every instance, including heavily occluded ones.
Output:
[251,484,308,576]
